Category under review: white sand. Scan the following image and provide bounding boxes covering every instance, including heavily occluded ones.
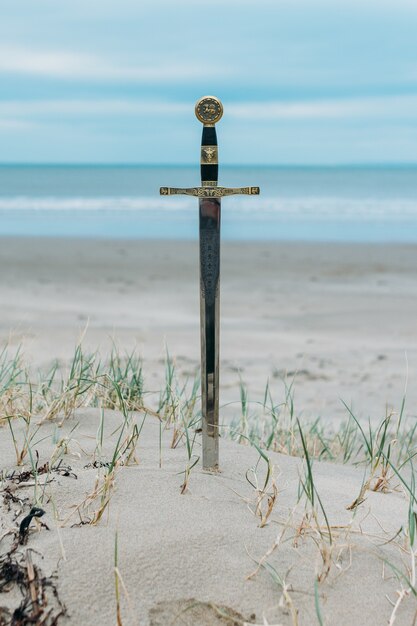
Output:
[0,410,414,625]
[1,237,417,624]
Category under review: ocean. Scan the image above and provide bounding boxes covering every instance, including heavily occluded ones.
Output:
[0,165,416,242]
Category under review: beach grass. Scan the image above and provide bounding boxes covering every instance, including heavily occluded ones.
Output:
[1,341,417,624]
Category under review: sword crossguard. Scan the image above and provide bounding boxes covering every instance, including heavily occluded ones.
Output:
[160,186,260,198]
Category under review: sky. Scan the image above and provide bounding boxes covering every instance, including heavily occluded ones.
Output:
[1,0,417,165]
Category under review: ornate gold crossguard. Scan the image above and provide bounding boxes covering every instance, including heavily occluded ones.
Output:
[160,186,260,197]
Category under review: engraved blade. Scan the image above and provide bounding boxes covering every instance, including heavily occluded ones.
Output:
[199,196,220,470]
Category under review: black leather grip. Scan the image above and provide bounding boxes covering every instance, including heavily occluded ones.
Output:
[200,125,218,184]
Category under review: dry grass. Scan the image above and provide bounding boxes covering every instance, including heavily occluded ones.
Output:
[1,341,417,624]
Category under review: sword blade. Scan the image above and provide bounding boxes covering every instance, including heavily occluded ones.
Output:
[199,196,220,470]
[199,113,220,471]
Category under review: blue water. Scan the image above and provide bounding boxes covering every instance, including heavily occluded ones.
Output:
[0,165,416,242]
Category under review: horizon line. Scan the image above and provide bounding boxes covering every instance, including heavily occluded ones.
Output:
[1,162,417,168]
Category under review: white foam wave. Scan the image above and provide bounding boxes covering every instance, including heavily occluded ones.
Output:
[0,195,417,221]
[0,196,186,211]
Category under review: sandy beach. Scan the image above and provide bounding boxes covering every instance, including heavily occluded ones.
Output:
[1,237,416,424]
[1,236,417,625]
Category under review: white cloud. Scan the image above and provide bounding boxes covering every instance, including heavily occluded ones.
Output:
[0,46,224,82]
[0,119,37,131]
[1,95,417,126]
[0,100,189,117]
[228,95,417,120]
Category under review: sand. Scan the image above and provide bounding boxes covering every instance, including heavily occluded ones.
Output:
[0,409,415,625]
[1,237,417,625]
[0,237,416,423]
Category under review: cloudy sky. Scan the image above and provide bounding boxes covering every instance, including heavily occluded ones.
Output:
[1,0,417,164]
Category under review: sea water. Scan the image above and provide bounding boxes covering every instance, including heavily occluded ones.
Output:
[0,165,416,242]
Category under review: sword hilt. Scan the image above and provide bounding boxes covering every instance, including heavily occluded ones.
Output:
[195,96,222,186]
[160,96,260,200]
[200,124,218,186]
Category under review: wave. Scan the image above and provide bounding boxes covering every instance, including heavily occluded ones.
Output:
[0,196,182,212]
[1,195,417,221]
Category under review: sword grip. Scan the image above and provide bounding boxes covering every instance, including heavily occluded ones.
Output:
[201,126,218,185]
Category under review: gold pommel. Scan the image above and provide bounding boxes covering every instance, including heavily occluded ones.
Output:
[195,96,223,125]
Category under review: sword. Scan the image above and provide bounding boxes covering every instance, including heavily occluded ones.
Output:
[160,96,260,471]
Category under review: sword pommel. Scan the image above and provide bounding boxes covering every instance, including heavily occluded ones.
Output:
[195,96,223,126]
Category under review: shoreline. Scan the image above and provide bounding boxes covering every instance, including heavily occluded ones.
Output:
[3,234,417,244]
